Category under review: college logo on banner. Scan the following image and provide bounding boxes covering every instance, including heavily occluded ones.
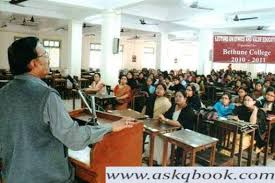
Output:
[213,35,275,64]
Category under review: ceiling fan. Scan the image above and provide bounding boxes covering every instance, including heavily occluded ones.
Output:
[188,1,214,10]
[0,24,8,28]
[257,26,264,30]
[55,27,67,31]
[83,23,93,28]
[120,28,130,33]
[139,18,159,25]
[127,35,140,40]
[84,33,96,37]
[7,0,28,7]
[20,18,37,26]
[233,15,258,21]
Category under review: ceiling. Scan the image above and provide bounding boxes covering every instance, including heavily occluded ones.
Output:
[1,0,275,40]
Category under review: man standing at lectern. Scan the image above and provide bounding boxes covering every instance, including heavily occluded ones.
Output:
[0,37,134,183]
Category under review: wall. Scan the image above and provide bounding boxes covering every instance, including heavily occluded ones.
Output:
[81,35,157,71]
[1,30,274,75]
[167,41,199,72]
[121,40,156,70]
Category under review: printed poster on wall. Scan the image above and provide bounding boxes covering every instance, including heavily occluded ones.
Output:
[213,35,275,64]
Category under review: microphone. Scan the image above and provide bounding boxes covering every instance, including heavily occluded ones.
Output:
[67,75,98,126]
[67,75,79,89]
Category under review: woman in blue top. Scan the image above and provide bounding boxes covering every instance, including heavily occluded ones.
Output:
[213,92,235,118]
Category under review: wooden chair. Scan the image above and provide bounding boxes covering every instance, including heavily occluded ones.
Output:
[79,78,90,89]
[52,77,67,99]
[105,85,112,95]
[255,117,273,165]
[131,91,147,112]
[197,120,238,166]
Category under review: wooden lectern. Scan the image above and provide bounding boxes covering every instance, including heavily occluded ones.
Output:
[69,109,143,183]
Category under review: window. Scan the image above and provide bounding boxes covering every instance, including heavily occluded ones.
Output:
[90,43,101,51]
[142,47,156,69]
[119,45,124,52]
[14,36,23,41]
[89,43,101,69]
[43,40,61,68]
[89,43,124,69]
[89,43,123,69]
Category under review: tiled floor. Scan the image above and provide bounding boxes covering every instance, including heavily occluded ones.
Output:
[62,98,275,167]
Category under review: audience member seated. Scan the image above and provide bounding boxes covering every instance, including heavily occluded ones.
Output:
[186,85,202,111]
[169,77,185,92]
[137,72,146,87]
[84,72,106,95]
[233,87,247,106]
[159,90,196,130]
[142,77,156,97]
[263,80,271,95]
[213,93,235,119]
[160,90,197,165]
[126,71,137,90]
[164,76,173,93]
[233,80,242,94]
[113,75,132,110]
[142,83,171,119]
[231,94,267,152]
[253,82,263,99]
[195,75,205,95]
[179,74,187,88]
[154,74,165,86]
[144,90,196,165]
[148,73,156,84]
[244,81,253,93]
[257,87,275,114]
[257,87,275,158]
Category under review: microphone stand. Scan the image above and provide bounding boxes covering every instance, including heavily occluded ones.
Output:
[67,75,98,126]
[77,90,98,126]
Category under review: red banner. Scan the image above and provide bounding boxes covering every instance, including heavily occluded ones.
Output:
[213,35,275,64]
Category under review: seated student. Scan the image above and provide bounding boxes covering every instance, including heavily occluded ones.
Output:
[233,80,242,94]
[233,87,247,106]
[230,94,267,152]
[169,77,185,92]
[253,82,263,99]
[145,90,196,165]
[186,84,202,111]
[142,77,156,97]
[179,74,187,88]
[256,87,275,159]
[164,76,173,93]
[257,87,275,114]
[195,75,205,95]
[263,80,271,95]
[142,84,171,164]
[137,72,146,87]
[159,90,196,130]
[126,71,137,90]
[160,90,197,165]
[154,74,165,86]
[142,83,171,119]
[113,75,132,110]
[84,72,106,95]
[213,93,235,118]
[241,81,250,93]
